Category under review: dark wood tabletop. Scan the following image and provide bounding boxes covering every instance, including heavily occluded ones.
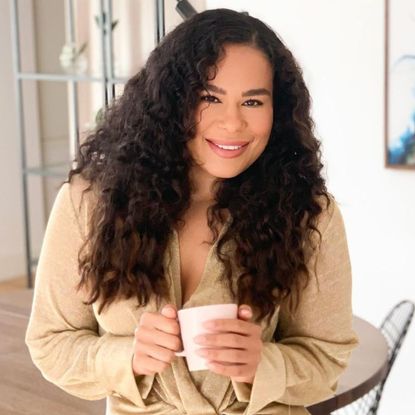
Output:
[308,316,389,414]
[0,289,389,415]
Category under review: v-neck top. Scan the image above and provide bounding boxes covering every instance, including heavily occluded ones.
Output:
[172,216,232,310]
[25,175,359,415]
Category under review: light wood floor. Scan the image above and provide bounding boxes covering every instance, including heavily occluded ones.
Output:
[0,276,26,293]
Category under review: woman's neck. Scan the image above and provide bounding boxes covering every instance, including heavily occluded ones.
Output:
[188,165,219,205]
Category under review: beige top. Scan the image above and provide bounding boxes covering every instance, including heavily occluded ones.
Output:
[25,175,359,415]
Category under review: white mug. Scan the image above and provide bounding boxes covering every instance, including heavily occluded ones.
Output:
[175,303,238,371]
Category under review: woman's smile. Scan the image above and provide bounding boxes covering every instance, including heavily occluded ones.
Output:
[205,137,250,159]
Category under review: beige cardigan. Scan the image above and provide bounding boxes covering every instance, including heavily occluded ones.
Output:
[25,176,359,415]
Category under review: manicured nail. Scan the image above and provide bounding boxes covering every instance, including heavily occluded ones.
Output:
[241,308,252,317]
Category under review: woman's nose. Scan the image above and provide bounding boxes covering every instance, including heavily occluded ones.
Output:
[219,105,246,133]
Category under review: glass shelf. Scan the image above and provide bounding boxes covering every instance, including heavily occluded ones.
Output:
[13,0,163,289]
[17,72,103,83]
[24,162,71,178]
[17,72,130,85]
[108,77,129,84]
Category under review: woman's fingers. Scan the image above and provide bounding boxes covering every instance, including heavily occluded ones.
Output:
[132,307,182,376]
[137,341,177,363]
[194,332,246,349]
[134,354,170,375]
[196,347,248,364]
[136,325,182,352]
[202,318,261,336]
[140,310,180,335]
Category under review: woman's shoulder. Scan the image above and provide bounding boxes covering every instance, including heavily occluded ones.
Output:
[60,174,98,237]
[300,194,347,262]
[65,174,96,208]
[313,193,346,238]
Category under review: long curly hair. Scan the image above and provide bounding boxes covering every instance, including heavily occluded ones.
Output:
[68,8,330,324]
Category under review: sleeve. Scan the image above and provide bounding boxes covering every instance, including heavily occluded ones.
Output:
[25,181,155,408]
[231,199,360,415]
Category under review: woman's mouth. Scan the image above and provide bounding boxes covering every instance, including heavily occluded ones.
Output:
[205,138,249,159]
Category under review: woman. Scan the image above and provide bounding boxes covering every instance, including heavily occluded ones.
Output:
[26,8,359,415]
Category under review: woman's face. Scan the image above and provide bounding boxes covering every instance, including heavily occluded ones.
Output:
[187,43,274,184]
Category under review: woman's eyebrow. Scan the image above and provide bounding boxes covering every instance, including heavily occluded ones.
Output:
[205,83,271,97]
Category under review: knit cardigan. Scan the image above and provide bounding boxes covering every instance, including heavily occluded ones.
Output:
[25,175,359,415]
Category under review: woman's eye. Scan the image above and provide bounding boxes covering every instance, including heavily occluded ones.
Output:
[200,95,220,103]
[200,96,263,107]
[244,99,263,107]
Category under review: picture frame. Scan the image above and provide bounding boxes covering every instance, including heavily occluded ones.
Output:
[385,0,415,169]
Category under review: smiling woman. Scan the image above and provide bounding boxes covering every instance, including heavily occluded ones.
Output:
[25,7,359,415]
[188,44,274,182]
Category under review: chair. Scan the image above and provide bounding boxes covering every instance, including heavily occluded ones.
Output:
[332,299,415,415]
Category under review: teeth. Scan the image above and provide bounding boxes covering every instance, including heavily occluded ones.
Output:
[214,143,243,150]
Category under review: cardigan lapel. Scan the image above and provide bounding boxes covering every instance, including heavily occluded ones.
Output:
[164,228,237,414]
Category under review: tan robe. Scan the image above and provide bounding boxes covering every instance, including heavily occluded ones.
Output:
[25,175,359,415]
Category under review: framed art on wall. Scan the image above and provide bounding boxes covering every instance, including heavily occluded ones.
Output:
[385,0,415,169]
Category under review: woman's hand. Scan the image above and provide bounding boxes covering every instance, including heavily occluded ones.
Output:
[132,304,183,376]
[194,305,263,384]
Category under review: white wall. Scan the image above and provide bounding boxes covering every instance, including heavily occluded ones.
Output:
[206,0,415,412]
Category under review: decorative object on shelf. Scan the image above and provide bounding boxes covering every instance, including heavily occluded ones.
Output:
[385,0,415,168]
[59,42,88,74]
[94,13,119,34]
[58,12,119,76]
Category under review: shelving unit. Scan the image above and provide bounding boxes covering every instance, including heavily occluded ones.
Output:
[10,0,167,288]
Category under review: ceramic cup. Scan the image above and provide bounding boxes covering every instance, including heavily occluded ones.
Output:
[175,303,238,371]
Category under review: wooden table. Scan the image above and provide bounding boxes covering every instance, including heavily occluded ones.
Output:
[308,317,389,414]
[0,290,388,415]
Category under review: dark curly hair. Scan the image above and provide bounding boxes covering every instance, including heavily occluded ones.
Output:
[67,8,330,325]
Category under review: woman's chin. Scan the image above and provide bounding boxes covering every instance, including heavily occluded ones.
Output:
[209,168,244,180]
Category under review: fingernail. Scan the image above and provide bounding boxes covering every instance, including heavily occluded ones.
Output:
[241,308,252,317]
